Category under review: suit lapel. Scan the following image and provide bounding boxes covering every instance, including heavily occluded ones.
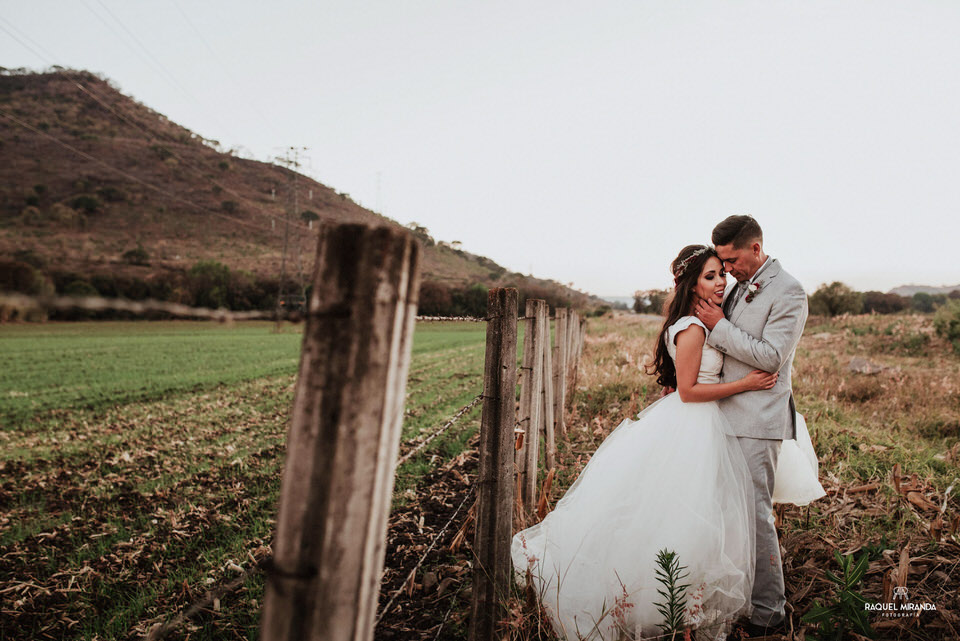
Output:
[730,259,782,325]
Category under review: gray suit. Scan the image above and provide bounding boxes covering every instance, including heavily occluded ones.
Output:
[706,258,807,627]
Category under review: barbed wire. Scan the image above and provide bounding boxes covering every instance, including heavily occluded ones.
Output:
[397,395,483,467]
[415,315,487,322]
[0,293,287,322]
[375,486,476,625]
[0,292,570,326]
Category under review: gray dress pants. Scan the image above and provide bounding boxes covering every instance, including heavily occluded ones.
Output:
[737,436,786,626]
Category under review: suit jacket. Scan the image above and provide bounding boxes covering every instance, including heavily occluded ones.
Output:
[707,259,807,440]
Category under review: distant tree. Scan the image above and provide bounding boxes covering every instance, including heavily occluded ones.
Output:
[634,289,671,314]
[299,209,320,223]
[187,260,232,309]
[912,292,935,313]
[809,282,863,316]
[417,281,453,316]
[862,291,909,314]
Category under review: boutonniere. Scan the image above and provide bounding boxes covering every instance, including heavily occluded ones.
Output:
[745,281,762,303]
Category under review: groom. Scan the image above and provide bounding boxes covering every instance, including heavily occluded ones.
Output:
[695,215,808,633]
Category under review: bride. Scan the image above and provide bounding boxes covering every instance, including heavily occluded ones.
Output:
[511,245,824,640]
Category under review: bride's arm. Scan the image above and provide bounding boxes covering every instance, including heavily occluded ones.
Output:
[675,326,777,402]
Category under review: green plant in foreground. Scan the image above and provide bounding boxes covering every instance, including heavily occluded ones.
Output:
[801,550,875,641]
[653,548,689,637]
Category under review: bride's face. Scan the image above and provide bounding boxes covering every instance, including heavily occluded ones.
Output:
[694,256,726,305]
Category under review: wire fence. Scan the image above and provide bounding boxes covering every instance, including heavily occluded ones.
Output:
[130,381,485,640]
[375,486,477,626]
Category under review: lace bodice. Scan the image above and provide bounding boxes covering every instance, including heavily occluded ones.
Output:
[665,316,723,384]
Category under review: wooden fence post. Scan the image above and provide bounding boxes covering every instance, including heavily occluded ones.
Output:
[469,288,518,641]
[540,303,556,471]
[517,299,545,516]
[553,308,568,440]
[260,224,421,641]
[566,310,579,392]
[573,317,586,392]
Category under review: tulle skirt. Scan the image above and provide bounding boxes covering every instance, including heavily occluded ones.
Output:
[511,394,756,640]
[773,413,826,506]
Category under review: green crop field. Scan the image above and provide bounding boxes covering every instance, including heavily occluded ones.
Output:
[0,320,494,640]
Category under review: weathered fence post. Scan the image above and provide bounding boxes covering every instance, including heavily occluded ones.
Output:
[260,224,421,641]
[540,303,556,471]
[553,308,568,439]
[469,287,518,641]
[517,299,545,516]
[573,317,586,391]
[566,310,579,393]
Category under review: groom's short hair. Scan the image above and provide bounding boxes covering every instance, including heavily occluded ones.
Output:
[712,215,763,249]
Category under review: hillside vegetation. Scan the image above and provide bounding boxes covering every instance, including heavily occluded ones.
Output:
[0,69,599,316]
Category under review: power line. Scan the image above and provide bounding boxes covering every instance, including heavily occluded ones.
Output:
[166,0,284,144]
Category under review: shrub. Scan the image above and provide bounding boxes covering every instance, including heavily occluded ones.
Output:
[12,249,45,269]
[218,160,230,170]
[20,206,44,226]
[810,282,863,316]
[61,279,99,297]
[933,300,960,354]
[70,194,101,214]
[299,209,320,223]
[911,292,935,313]
[150,144,173,160]
[49,203,83,227]
[221,200,239,214]
[33,184,46,195]
[122,245,150,266]
[97,186,126,202]
[0,260,52,295]
[25,194,40,206]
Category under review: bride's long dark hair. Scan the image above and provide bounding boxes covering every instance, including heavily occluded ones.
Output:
[646,244,719,389]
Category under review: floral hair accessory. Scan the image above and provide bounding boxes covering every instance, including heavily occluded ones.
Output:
[673,247,710,283]
[745,281,762,303]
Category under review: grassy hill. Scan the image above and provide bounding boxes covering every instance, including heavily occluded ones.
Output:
[0,69,599,312]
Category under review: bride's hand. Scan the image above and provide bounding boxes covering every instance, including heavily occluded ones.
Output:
[742,369,778,391]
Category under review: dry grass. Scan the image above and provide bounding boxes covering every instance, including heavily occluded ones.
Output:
[509,311,960,640]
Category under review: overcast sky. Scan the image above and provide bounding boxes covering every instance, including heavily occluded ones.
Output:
[3,1,959,296]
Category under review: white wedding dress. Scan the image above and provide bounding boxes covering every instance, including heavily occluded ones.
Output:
[511,316,825,640]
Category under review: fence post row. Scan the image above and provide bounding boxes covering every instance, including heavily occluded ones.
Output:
[469,288,519,641]
[260,224,421,641]
[517,299,546,517]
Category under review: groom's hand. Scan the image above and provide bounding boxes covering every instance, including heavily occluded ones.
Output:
[695,300,724,330]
